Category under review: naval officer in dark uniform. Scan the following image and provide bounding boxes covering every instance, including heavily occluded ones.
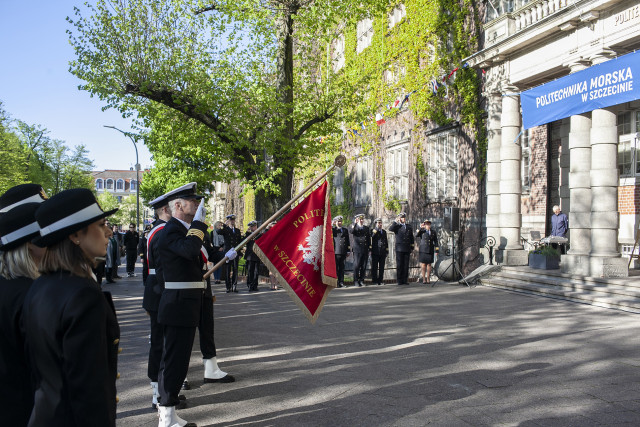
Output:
[142,192,171,409]
[350,214,371,287]
[219,214,242,293]
[416,219,439,284]
[388,212,414,285]
[332,215,350,288]
[370,218,389,286]
[156,183,236,427]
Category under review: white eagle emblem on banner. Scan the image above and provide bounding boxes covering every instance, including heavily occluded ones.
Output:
[297,225,322,271]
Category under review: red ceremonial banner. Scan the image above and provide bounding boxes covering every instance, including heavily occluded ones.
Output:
[254,180,337,324]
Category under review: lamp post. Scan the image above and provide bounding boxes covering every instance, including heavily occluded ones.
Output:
[104,125,140,232]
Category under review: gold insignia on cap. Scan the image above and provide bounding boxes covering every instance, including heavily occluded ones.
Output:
[40,189,48,200]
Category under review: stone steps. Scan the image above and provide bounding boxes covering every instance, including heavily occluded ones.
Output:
[478,266,640,314]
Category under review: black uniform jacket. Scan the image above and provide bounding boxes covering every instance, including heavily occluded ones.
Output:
[0,276,34,426]
[389,221,415,252]
[332,226,351,255]
[219,224,243,252]
[417,228,439,254]
[23,271,120,427]
[143,219,166,312]
[350,225,371,253]
[157,218,208,328]
[243,230,261,261]
[370,228,389,256]
[123,230,139,251]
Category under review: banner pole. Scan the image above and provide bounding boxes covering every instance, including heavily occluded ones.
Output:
[203,154,346,280]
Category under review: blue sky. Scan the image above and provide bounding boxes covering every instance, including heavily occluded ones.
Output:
[0,1,153,171]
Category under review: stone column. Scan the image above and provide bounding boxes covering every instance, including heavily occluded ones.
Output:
[588,51,627,277]
[486,91,502,248]
[499,85,527,265]
[558,118,570,214]
[561,60,592,275]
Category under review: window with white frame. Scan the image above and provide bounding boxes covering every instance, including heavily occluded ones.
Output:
[427,132,458,200]
[617,110,640,177]
[95,179,103,190]
[106,179,114,190]
[332,34,345,73]
[333,167,344,205]
[386,143,409,200]
[356,18,374,53]
[388,4,407,29]
[116,179,124,191]
[355,156,373,206]
[521,128,531,191]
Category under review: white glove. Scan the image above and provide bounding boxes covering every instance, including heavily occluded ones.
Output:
[225,248,237,262]
[193,199,206,223]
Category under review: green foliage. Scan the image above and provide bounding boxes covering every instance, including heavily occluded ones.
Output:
[529,246,560,257]
[67,0,387,205]
[98,192,137,226]
[0,102,94,196]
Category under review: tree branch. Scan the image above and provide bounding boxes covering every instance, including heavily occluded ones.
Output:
[293,109,336,140]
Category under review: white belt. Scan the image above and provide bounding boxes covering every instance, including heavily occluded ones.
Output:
[148,269,156,275]
[165,281,206,289]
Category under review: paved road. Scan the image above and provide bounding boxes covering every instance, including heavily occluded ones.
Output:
[108,265,640,426]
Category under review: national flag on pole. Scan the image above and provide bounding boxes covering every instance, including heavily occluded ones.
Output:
[376,113,386,125]
[392,98,400,108]
[254,181,337,324]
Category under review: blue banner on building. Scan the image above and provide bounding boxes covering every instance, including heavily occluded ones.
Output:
[521,50,640,129]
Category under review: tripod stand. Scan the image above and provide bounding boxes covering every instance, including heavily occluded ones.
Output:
[432,231,470,288]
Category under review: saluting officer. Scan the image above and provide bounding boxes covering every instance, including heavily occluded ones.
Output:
[332,215,350,288]
[388,212,414,286]
[156,183,236,427]
[142,192,172,409]
[244,220,261,292]
[350,214,371,287]
[219,214,242,293]
[370,218,389,286]
[416,219,439,284]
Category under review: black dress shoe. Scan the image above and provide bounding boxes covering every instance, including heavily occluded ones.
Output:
[357,282,363,287]
[178,394,186,401]
[176,400,187,409]
[182,379,190,390]
[204,374,235,383]
[337,283,343,288]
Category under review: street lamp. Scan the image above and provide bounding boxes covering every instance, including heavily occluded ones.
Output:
[104,125,140,232]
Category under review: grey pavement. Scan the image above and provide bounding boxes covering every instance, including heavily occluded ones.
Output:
[108,263,640,426]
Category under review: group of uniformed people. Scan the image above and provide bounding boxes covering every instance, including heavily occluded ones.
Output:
[0,181,239,427]
[332,212,440,286]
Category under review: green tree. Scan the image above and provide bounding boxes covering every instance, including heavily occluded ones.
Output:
[97,192,136,226]
[68,0,385,205]
[0,102,28,194]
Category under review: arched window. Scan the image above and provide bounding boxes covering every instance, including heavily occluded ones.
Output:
[116,179,124,191]
[130,180,137,192]
[95,179,103,190]
[106,179,114,190]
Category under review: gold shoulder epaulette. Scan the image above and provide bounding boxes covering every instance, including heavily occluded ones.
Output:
[187,229,205,241]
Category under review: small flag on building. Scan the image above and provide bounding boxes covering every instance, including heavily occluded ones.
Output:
[376,113,386,126]
[254,181,337,324]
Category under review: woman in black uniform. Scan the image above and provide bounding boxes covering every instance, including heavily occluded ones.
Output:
[23,188,120,427]
[0,202,45,426]
[416,220,439,284]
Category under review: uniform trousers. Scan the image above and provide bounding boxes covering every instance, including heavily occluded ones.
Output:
[246,260,260,290]
[158,325,196,407]
[199,294,216,359]
[395,251,410,284]
[371,254,386,284]
[126,250,136,274]
[225,258,239,290]
[335,254,346,284]
[147,310,163,382]
[352,251,367,282]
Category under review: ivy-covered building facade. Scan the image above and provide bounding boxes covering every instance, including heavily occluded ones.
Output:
[467,0,640,277]
[329,1,487,278]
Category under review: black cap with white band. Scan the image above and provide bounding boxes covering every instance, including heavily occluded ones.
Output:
[34,188,118,247]
[0,203,43,251]
[0,183,48,214]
